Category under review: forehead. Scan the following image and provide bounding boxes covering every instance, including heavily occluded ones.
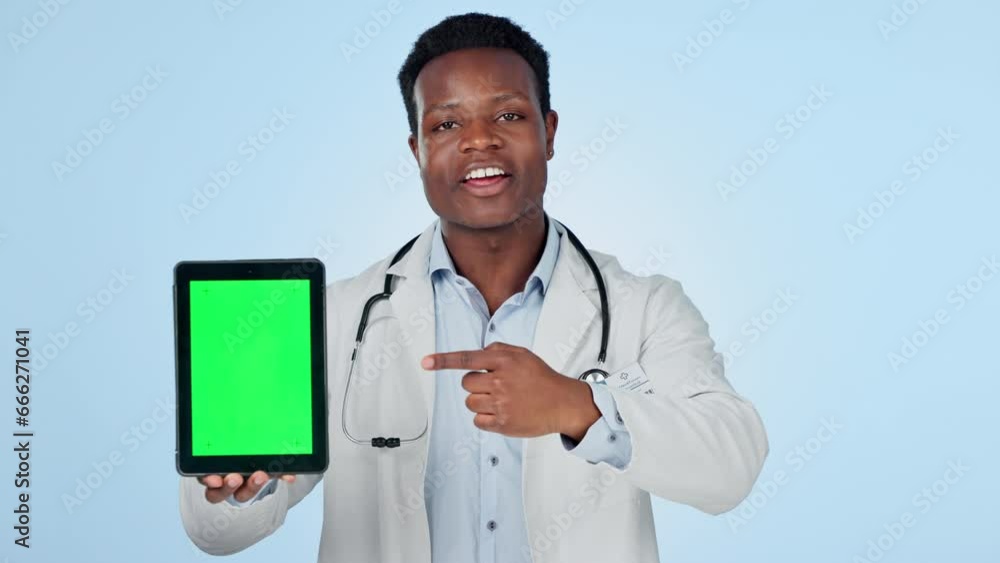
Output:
[413,47,538,109]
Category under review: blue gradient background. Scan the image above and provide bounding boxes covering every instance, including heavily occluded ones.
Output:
[2,0,997,561]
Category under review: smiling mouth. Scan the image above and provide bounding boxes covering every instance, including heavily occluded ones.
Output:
[463,174,511,187]
[460,167,513,196]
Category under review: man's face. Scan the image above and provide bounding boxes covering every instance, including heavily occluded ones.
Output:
[408,47,557,230]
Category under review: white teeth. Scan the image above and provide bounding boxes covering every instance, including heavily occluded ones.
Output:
[465,167,506,180]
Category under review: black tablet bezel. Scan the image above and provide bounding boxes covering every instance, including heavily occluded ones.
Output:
[173,258,328,476]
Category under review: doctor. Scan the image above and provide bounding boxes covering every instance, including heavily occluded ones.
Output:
[179,12,768,563]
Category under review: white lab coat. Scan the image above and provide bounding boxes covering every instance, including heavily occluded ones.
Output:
[178,219,768,562]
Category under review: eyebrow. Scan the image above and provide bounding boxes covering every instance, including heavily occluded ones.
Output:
[422,92,531,118]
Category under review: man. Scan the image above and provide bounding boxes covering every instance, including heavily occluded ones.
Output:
[179,12,768,563]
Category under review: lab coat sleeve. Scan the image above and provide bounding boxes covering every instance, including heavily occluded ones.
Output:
[604,277,769,515]
[178,472,322,555]
[560,382,632,468]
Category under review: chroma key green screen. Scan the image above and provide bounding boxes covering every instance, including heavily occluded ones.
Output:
[189,279,313,456]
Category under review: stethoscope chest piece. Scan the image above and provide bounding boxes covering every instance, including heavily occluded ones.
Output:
[578,367,610,384]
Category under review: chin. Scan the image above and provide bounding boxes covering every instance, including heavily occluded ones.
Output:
[432,182,543,230]
[448,204,524,231]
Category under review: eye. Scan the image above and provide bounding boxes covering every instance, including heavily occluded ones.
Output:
[433,120,458,132]
[498,113,522,122]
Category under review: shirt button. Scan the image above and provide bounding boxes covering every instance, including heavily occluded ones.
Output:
[486,520,497,531]
[615,412,624,424]
[488,323,496,332]
[489,455,499,467]
[608,433,618,443]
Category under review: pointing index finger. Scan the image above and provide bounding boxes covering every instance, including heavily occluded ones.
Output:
[422,349,501,371]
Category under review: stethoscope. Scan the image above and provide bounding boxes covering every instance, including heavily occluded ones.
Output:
[342,215,611,448]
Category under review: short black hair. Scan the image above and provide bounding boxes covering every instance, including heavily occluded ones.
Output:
[397,12,551,137]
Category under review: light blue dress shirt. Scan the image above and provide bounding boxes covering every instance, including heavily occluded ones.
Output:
[228,217,633,563]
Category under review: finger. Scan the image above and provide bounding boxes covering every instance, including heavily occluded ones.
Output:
[422,349,503,371]
[247,470,270,487]
[472,413,499,432]
[205,473,243,503]
[199,474,223,488]
[461,371,494,394]
[279,474,297,483]
[233,470,270,503]
[464,393,496,414]
[224,472,244,491]
[205,487,231,504]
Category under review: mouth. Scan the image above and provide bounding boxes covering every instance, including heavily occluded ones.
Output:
[460,166,513,197]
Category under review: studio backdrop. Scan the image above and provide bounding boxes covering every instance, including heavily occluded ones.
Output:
[2,0,997,561]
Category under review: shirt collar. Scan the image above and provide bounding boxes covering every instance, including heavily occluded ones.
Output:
[428,214,561,295]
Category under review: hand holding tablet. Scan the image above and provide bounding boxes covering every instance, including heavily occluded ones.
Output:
[197,471,296,504]
[173,259,329,484]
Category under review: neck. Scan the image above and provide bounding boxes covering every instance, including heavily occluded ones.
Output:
[440,214,548,316]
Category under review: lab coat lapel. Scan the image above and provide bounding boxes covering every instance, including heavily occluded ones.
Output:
[531,220,601,378]
[384,222,438,451]
[524,220,603,542]
[387,274,436,433]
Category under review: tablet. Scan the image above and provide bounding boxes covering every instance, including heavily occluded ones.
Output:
[173,259,328,476]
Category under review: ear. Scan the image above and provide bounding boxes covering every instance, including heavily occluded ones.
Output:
[544,109,559,159]
[408,133,419,165]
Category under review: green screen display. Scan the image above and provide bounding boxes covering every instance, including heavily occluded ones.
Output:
[189,279,313,456]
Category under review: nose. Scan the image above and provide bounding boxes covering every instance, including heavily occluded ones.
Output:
[458,118,503,153]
